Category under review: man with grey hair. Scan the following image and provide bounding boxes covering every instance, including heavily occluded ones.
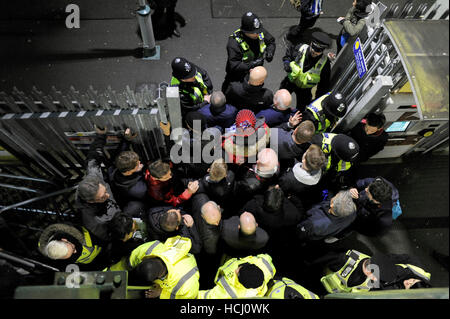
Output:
[74,125,121,243]
[256,89,297,127]
[198,91,238,132]
[191,193,223,254]
[296,190,356,242]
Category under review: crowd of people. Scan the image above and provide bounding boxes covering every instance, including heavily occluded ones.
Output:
[36,2,433,299]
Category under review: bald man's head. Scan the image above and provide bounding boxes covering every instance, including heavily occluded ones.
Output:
[201,201,221,226]
[256,148,278,174]
[248,66,267,86]
[239,212,257,235]
[273,89,292,110]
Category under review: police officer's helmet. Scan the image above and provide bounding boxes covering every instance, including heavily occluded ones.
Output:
[331,134,359,162]
[323,92,347,118]
[240,12,262,34]
[171,57,196,80]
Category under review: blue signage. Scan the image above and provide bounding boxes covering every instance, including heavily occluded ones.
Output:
[353,38,367,78]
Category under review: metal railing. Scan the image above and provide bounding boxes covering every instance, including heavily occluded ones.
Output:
[0,83,178,183]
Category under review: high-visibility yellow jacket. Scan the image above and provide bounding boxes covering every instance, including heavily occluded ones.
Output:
[109,236,199,299]
[320,250,431,293]
[288,44,327,89]
[198,254,276,299]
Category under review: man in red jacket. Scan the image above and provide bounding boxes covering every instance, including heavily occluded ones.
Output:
[144,160,199,207]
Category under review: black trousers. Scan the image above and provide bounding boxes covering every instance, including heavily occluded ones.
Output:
[286,14,320,44]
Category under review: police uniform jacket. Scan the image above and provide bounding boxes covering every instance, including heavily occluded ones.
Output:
[225,28,276,83]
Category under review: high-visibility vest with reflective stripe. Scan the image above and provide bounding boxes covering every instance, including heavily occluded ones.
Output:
[306,92,333,133]
[76,226,102,264]
[231,29,266,62]
[321,133,352,172]
[266,277,320,299]
[171,72,209,105]
[198,254,276,299]
[108,237,199,299]
[288,44,327,89]
[320,250,372,293]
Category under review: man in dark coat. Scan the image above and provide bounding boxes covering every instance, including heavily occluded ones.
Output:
[349,177,398,237]
[220,212,269,257]
[225,66,274,114]
[278,144,327,208]
[348,113,389,163]
[144,206,202,254]
[107,129,149,218]
[233,148,280,208]
[222,11,276,92]
[197,158,236,214]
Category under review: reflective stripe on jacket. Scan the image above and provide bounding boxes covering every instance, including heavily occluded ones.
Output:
[231,29,266,62]
[306,92,332,133]
[321,133,352,172]
[198,254,276,299]
[320,250,372,293]
[171,72,209,104]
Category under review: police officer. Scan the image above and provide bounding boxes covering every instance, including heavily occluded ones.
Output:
[222,12,276,92]
[280,31,332,112]
[302,91,348,134]
[266,277,320,299]
[311,133,359,190]
[321,250,432,293]
[198,254,276,298]
[108,236,200,299]
[170,57,213,116]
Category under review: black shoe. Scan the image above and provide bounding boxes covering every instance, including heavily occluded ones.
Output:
[174,12,186,27]
[172,29,181,37]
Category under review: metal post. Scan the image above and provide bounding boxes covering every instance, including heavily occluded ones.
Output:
[136,0,160,60]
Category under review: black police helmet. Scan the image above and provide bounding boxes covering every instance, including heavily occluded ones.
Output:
[241,12,262,34]
[310,31,331,52]
[322,92,347,118]
[331,134,359,162]
[171,57,196,80]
